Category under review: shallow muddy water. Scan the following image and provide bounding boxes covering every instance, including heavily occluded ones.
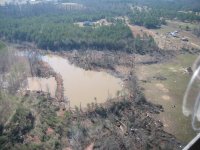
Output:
[27,77,57,97]
[36,55,123,108]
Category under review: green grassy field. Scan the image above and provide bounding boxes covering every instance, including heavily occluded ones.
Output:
[136,54,198,143]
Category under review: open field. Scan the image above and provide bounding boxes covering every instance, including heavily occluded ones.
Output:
[136,54,198,142]
[167,20,199,31]
[74,19,112,27]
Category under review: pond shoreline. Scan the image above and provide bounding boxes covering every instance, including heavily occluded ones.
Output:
[13,43,183,148]
[18,47,126,110]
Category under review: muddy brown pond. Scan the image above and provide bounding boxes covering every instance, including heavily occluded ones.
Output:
[27,77,57,97]
[27,55,123,108]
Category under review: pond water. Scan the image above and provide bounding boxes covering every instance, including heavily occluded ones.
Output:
[27,77,57,97]
[28,55,123,108]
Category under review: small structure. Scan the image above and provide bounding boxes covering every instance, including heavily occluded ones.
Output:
[83,21,94,26]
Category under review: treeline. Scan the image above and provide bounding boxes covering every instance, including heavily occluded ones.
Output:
[129,6,200,29]
[129,8,166,29]
[0,1,131,18]
[132,0,200,12]
[1,0,199,52]
[0,2,153,54]
[0,0,199,26]
[127,0,200,29]
[0,15,157,54]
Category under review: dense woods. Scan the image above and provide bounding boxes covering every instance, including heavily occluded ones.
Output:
[0,15,157,54]
[0,0,200,53]
[129,5,200,29]
[0,17,129,51]
[129,8,165,29]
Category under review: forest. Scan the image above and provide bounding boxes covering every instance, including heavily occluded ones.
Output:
[0,0,199,53]
[0,15,157,54]
[0,1,158,54]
